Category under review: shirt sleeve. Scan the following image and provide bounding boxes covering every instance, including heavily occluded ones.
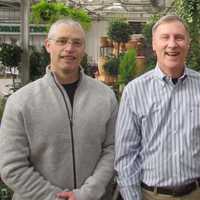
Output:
[114,87,142,200]
[0,96,64,200]
[73,93,118,200]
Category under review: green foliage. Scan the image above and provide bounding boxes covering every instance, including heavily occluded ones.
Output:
[0,43,22,67]
[81,53,93,77]
[142,13,161,49]
[30,46,49,81]
[107,19,133,57]
[31,0,92,31]
[107,19,133,43]
[0,178,13,200]
[142,13,161,70]
[175,0,200,71]
[103,56,120,76]
[118,48,136,85]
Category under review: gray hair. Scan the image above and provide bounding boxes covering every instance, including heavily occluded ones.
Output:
[47,18,86,39]
[152,15,189,37]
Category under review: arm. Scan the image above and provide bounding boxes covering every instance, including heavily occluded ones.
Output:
[73,95,118,200]
[0,96,64,200]
[115,88,142,200]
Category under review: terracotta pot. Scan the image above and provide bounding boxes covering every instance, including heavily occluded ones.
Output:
[100,36,108,47]
[107,39,113,48]
[125,39,138,50]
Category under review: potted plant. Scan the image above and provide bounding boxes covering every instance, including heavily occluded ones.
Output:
[0,43,22,91]
[107,19,133,57]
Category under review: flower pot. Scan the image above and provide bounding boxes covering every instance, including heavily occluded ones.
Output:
[100,36,109,47]
[125,39,138,50]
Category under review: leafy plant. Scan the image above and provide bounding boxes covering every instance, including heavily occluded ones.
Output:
[142,13,161,71]
[31,0,92,31]
[30,46,49,81]
[0,43,22,91]
[118,48,136,85]
[107,19,133,57]
[0,43,22,68]
[175,0,200,71]
[103,56,120,76]
[81,53,94,77]
[0,178,13,200]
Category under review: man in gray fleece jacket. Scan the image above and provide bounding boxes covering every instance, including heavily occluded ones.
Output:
[0,19,118,200]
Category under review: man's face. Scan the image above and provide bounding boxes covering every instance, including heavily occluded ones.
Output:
[152,20,190,75]
[45,24,85,75]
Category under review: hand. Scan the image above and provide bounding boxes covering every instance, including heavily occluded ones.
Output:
[57,191,76,200]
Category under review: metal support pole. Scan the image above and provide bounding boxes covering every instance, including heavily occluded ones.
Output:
[20,0,30,85]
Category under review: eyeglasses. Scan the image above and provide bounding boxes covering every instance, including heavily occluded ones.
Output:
[49,37,84,47]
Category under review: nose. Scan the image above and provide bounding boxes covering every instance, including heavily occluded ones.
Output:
[168,37,178,47]
[63,41,74,51]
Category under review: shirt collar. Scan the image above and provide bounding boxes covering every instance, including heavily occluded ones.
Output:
[154,64,188,83]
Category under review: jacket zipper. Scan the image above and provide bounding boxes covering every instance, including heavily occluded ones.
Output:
[51,73,77,189]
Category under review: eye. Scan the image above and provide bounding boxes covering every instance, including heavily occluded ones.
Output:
[175,35,185,41]
[56,39,67,45]
[72,40,82,47]
[160,35,169,40]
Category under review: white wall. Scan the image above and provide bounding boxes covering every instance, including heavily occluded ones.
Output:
[85,20,109,64]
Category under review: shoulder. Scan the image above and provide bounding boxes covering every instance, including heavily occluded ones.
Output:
[124,69,155,93]
[6,77,46,107]
[83,74,116,98]
[186,67,200,80]
[81,74,118,109]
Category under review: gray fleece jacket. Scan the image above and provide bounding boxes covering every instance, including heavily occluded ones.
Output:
[0,69,118,200]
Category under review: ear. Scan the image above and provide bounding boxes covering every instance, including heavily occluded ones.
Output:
[44,38,51,53]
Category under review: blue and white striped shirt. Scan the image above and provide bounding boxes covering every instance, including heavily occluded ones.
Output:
[115,66,200,200]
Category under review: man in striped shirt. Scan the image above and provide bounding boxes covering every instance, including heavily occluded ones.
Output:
[115,14,200,200]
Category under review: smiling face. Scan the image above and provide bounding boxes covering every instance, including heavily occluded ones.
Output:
[45,23,85,83]
[152,20,190,77]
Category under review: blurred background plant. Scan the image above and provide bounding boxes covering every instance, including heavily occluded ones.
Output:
[107,19,133,57]
[142,14,161,71]
[0,43,22,91]
[29,46,49,81]
[31,0,92,31]
[118,48,137,85]
[175,0,200,71]
[103,56,120,76]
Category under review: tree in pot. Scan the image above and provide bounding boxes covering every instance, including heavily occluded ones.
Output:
[107,19,133,57]
[0,43,22,92]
